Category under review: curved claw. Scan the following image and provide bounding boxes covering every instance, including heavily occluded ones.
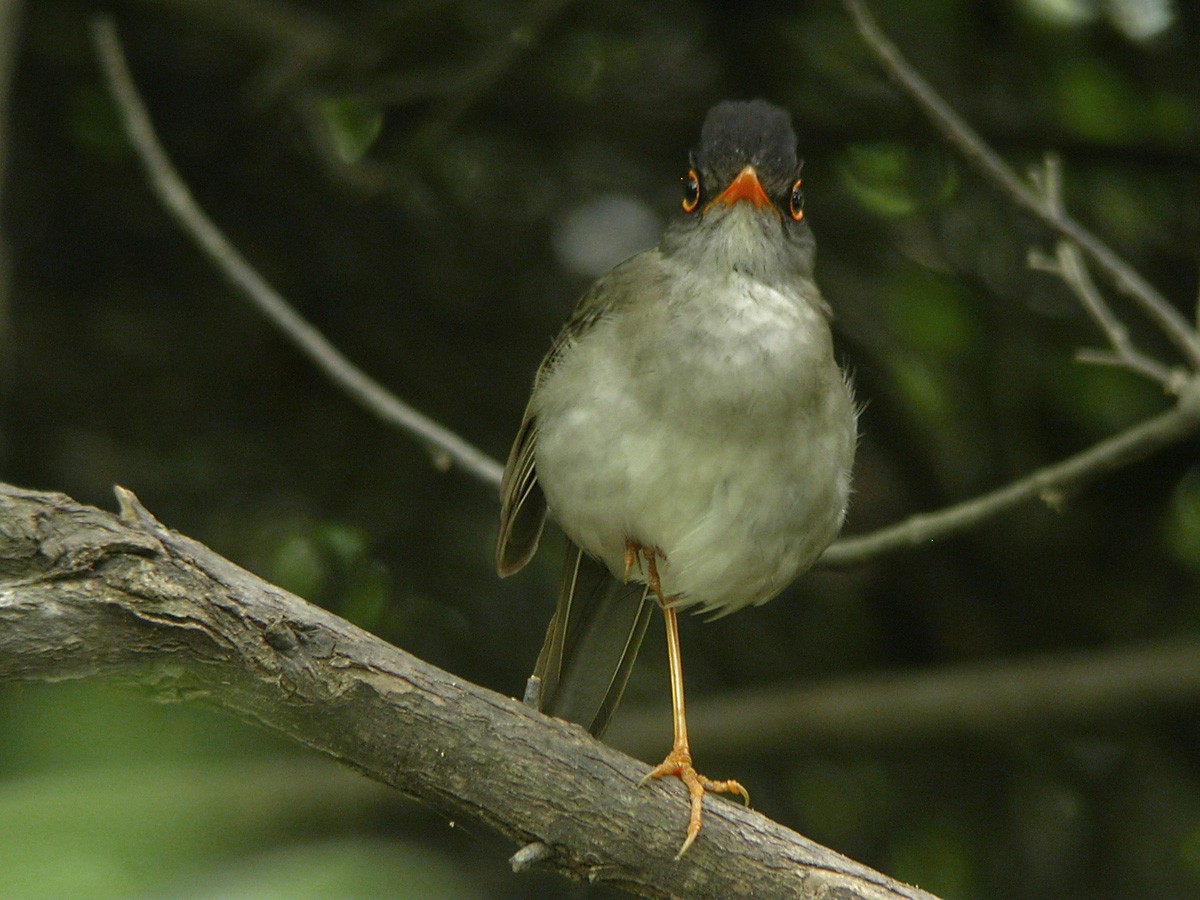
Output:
[640,746,750,858]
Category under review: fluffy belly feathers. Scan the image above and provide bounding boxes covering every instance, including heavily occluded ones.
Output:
[533,283,855,615]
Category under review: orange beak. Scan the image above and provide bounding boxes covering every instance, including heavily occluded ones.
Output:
[704,165,777,216]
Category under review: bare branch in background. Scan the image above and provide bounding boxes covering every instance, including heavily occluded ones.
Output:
[1026,155,1180,388]
[613,635,1200,759]
[0,482,941,900]
[820,397,1200,567]
[821,0,1200,564]
[841,0,1200,370]
[90,16,505,491]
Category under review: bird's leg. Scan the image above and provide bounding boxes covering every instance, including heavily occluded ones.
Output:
[622,537,640,583]
[642,544,666,598]
[622,539,666,586]
[630,541,750,859]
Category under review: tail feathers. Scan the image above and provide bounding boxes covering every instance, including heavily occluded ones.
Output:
[533,541,654,738]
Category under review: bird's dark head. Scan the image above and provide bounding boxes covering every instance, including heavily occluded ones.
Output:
[692,99,801,213]
[664,100,813,277]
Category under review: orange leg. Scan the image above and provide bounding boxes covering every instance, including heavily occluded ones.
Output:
[628,541,749,858]
[622,537,640,582]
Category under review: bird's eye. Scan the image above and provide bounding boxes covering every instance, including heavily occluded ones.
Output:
[681,169,701,213]
[789,179,804,221]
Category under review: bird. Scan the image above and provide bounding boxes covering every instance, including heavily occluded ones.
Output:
[496,99,857,857]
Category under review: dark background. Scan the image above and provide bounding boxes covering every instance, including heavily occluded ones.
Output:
[3,0,1200,897]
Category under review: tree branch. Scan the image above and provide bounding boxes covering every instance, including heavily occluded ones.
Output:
[820,392,1200,567]
[1026,155,1181,389]
[612,634,1200,760]
[0,482,939,900]
[841,0,1200,370]
[90,16,504,491]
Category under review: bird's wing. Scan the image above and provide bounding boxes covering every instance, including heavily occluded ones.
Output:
[495,398,545,577]
[534,540,654,738]
[499,249,667,730]
[496,250,663,576]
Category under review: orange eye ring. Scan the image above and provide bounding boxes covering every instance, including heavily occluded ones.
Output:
[789,178,804,221]
[681,169,701,213]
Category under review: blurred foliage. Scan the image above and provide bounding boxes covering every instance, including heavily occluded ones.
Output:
[0,682,500,898]
[840,142,959,217]
[316,97,384,164]
[1165,468,1200,571]
[2,0,1200,897]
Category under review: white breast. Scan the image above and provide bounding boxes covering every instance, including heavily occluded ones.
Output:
[533,262,856,615]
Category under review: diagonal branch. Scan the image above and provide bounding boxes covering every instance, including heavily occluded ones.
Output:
[841,0,1200,370]
[90,16,504,490]
[0,481,939,900]
[819,394,1200,567]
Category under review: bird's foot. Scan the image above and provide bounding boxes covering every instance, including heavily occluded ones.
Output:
[639,744,750,858]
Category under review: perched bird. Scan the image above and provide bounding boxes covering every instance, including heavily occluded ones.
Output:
[497,99,857,857]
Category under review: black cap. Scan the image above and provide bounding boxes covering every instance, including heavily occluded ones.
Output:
[694,100,800,197]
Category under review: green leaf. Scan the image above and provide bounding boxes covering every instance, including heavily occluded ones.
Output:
[886,351,952,424]
[1052,58,1138,144]
[839,143,958,218]
[1049,362,1166,434]
[1163,468,1200,571]
[269,531,328,599]
[338,563,392,629]
[317,97,384,164]
[882,271,981,358]
[316,521,370,564]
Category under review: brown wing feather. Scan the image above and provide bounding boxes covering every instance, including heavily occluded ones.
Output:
[497,250,667,578]
[534,540,654,738]
[496,404,545,577]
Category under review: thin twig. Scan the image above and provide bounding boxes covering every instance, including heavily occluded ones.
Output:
[1071,347,1179,387]
[1057,241,1178,384]
[1025,156,1177,386]
[1027,241,1176,387]
[841,0,1200,370]
[1032,157,1131,355]
[820,396,1200,568]
[90,16,504,491]
[1054,243,1134,355]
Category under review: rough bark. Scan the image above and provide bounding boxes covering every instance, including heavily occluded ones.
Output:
[0,482,939,900]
